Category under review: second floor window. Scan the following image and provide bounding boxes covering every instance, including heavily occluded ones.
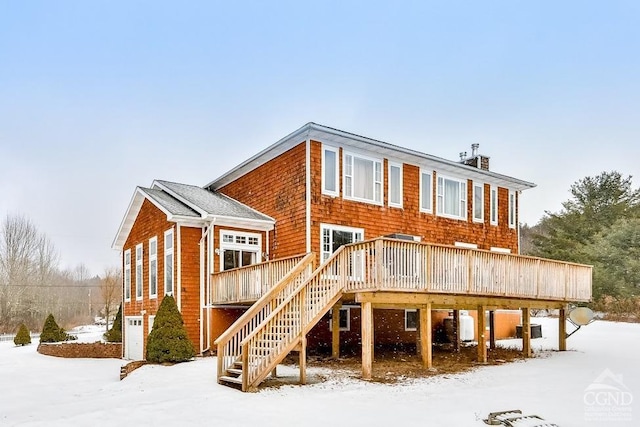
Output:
[149,237,157,298]
[437,175,467,220]
[509,190,516,228]
[388,163,403,207]
[344,153,382,204]
[473,182,484,222]
[124,249,131,301]
[322,145,339,196]
[490,186,498,225]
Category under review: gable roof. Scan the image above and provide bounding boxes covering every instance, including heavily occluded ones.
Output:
[112,181,274,251]
[205,122,536,192]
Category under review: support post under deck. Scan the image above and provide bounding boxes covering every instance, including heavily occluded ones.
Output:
[361,301,373,380]
[522,307,531,358]
[559,306,567,351]
[477,306,487,364]
[332,302,342,359]
[419,305,432,369]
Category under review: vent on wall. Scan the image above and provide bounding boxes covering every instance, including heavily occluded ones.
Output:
[385,233,421,242]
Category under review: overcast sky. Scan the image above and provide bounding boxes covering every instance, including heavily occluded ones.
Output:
[1,1,639,275]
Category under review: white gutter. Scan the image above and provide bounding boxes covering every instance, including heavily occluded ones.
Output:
[199,220,214,354]
[305,130,311,254]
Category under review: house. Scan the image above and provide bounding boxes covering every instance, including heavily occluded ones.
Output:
[112,122,592,390]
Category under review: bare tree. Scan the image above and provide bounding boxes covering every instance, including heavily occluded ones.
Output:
[101,267,122,332]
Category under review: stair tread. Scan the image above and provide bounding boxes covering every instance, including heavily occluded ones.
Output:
[227,368,243,375]
[220,375,243,385]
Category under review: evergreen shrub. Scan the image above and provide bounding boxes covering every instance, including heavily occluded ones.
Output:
[146,295,195,363]
[14,323,31,346]
[40,314,72,343]
[104,305,122,342]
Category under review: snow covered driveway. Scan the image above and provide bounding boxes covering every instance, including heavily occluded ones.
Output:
[1,318,637,426]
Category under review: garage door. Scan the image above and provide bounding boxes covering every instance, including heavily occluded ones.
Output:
[125,316,144,360]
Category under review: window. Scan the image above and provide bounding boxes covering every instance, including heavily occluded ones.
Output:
[329,307,350,331]
[344,152,382,204]
[148,315,155,335]
[135,244,143,300]
[508,190,516,229]
[164,229,174,295]
[436,175,467,220]
[473,182,484,223]
[405,309,417,331]
[124,249,131,302]
[490,186,498,225]
[220,231,261,271]
[322,145,339,197]
[388,162,403,208]
[320,224,364,263]
[420,171,432,213]
[149,237,157,299]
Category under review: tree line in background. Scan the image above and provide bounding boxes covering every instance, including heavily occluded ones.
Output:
[522,171,640,319]
[0,215,121,334]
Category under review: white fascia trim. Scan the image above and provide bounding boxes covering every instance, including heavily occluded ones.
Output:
[206,124,312,190]
[205,215,274,231]
[113,187,177,251]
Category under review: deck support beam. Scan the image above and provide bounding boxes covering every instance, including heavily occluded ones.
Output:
[477,305,487,363]
[522,307,531,358]
[489,310,496,350]
[361,301,373,380]
[559,306,567,351]
[418,305,432,368]
[299,336,307,385]
[332,302,342,359]
[452,309,460,352]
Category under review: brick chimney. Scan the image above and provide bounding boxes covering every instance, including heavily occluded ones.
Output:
[459,144,490,170]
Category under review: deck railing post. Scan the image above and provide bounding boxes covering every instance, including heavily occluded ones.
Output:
[375,239,384,288]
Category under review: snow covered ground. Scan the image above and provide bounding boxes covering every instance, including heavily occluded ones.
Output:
[0,317,637,426]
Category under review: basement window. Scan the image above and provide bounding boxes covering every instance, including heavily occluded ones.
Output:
[329,307,350,331]
[405,309,417,331]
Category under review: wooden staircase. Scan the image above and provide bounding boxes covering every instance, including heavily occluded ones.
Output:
[215,247,351,391]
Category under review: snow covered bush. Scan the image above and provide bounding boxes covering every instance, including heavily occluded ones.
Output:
[14,323,31,346]
[146,296,194,363]
[40,314,73,343]
[104,305,122,342]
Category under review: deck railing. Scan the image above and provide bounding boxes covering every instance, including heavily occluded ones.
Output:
[211,254,307,304]
[341,238,592,302]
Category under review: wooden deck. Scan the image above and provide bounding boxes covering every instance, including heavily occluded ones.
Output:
[211,238,592,391]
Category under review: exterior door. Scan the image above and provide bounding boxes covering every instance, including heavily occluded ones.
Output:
[124,316,144,360]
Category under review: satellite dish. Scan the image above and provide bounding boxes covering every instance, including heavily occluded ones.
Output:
[568,307,595,326]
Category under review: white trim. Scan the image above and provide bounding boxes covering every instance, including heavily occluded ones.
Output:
[135,243,143,301]
[388,162,403,208]
[205,123,536,193]
[319,223,365,264]
[490,186,498,226]
[148,315,155,335]
[321,144,339,197]
[436,174,468,221]
[342,151,383,205]
[177,223,181,310]
[419,169,433,213]
[455,242,478,249]
[148,236,158,299]
[219,230,262,271]
[508,190,516,229]
[404,309,417,331]
[306,136,312,253]
[164,228,174,296]
[472,181,484,223]
[124,249,131,302]
[490,247,512,254]
[329,307,350,332]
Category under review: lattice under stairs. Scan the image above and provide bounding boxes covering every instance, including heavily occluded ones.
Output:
[215,248,349,391]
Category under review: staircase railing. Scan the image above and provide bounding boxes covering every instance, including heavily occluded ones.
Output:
[238,244,356,391]
[214,253,315,384]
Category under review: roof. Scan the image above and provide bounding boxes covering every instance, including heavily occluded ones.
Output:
[112,181,274,250]
[153,180,273,222]
[205,122,536,192]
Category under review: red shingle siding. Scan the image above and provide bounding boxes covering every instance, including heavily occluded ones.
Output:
[122,199,202,356]
[219,142,307,259]
[309,140,518,253]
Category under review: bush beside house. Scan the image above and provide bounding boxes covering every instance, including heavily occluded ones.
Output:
[104,305,122,342]
[146,296,194,363]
